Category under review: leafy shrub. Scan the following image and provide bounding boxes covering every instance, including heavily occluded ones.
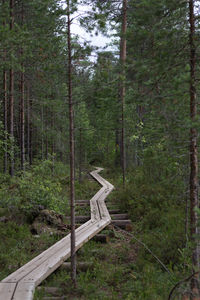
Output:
[0,160,65,219]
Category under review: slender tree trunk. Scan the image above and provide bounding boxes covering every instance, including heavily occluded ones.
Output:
[3,0,8,173]
[46,108,49,160]
[9,0,14,176]
[51,112,55,174]
[46,135,48,160]
[189,1,199,298]
[120,0,127,187]
[79,128,82,183]
[3,69,8,173]
[41,106,44,160]
[20,70,25,170]
[29,94,33,165]
[20,2,25,171]
[27,85,30,162]
[27,85,32,165]
[67,0,76,286]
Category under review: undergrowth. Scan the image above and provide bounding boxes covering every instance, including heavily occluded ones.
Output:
[0,158,193,299]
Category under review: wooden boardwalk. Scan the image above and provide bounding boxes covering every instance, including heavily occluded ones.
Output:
[0,168,114,300]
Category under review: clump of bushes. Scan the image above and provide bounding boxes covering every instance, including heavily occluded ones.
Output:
[0,160,67,220]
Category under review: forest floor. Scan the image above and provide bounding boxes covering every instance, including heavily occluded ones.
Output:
[0,164,189,299]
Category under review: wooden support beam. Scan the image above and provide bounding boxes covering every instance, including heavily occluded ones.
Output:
[37,287,61,296]
[111,219,132,231]
[75,215,90,222]
[109,209,121,214]
[93,234,110,243]
[60,262,93,272]
[111,214,128,220]
[76,200,90,206]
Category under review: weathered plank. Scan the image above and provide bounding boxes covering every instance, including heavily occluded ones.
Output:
[12,283,35,300]
[0,283,16,300]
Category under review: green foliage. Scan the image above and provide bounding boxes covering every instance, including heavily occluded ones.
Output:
[112,144,187,267]
[0,221,59,281]
[0,160,66,218]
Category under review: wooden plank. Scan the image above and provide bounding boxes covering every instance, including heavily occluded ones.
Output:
[98,200,111,220]
[21,220,109,286]
[12,283,35,300]
[0,283,16,300]
[2,220,93,283]
[20,221,98,285]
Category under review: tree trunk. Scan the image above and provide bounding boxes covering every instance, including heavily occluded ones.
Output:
[2,0,8,173]
[120,0,127,187]
[9,0,14,177]
[20,70,25,171]
[45,107,49,160]
[41,106,44,160]
[3,69,8,173]
[29,91,33,165]
[67,0,76,286]
[27,84,30,162]
[189,0,199,298]
[20,2,25,171]
[27,84,32,165]
[79,128,82,183]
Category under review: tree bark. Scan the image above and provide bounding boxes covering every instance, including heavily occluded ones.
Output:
[67,0,76,287]
[27,84,30,162]
[2,0,8,173]
[29,90,33,165]
[9,0,14,176]
[3,69,8,173]
[79,128,82,183]
[120,0,127,187]
[41,105,44,160]
[27,84,32,165]
[189,0,199,298]
[20,2,25,171]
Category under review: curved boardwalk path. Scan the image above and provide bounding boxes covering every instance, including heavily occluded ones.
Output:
[0,168,114,300]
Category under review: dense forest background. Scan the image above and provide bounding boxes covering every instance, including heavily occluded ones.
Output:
[0,0,200,299]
